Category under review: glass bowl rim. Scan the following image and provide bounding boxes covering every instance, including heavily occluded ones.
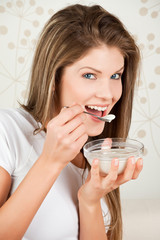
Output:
[83,137,144,154]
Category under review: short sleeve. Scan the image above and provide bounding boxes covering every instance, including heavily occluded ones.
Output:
[0,122,15,175]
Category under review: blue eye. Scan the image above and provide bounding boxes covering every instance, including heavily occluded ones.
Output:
[83,73,96,80]
[111,73,121,80]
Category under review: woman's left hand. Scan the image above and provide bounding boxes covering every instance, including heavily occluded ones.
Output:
[78,157,143,206]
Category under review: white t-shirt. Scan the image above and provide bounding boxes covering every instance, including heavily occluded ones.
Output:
[0,108,110,240]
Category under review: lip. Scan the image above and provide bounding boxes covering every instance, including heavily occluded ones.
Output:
[84,104,110,113]
[84,104,110,121]
[85,104,110,108]
[90,115,102,122]
[102,108,108,117]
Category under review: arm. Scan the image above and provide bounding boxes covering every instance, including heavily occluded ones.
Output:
[0,167,12,207]
[0,104,88,240]
[0,157,62,240]
[78,157,143,240]
[78,198,108,240]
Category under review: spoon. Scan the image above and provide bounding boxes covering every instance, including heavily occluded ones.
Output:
[82,111,115,122]
[64,106,115,123]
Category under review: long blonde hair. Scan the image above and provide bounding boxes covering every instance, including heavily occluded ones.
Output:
[22,4,140,240]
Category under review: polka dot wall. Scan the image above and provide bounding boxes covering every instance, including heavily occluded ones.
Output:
[0,0,160,199]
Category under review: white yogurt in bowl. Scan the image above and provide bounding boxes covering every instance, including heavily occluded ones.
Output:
[83,138,144,174]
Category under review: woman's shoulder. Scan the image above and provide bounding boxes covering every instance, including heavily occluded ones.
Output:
[0,108,39,132]
[0,108,43,177]
[0,108,20,131]
[0,108,25,124]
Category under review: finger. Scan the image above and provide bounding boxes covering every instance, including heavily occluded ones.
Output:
[132,158,143,179]
[85,171,91,183]
[69,123,86,142]
[101,138,112,150]
[62,113,86,135]
[55,104,84,125]
[91,159,100,183]
[118,156,136,184]
[103,158,119,186]
[61,102,76,111]
[71,132,88,153]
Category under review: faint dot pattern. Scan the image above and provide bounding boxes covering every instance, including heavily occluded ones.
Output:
[31,39,37,46]
[30,0,35,6]
[18,57,25,63]
[148,44,154,50]
[139,43,145,50]
[151,11,158,18]
[48,9,54,15]
[36,7,44,15]
[155,66,160,75]
[147,33,155,41]
[138,130,146,138]
[16,1,23,8]
[141,0,148,3]
[0,25,8,35]
[21,38,27,46]
[8,42,15,49]
[156,47,160,54]
[33,20,39,27]
[139,7,148,16]
[0,6,5,13]
[6,2,12,8]
[24,29,31,37]
[149,83,156,89]
[140,97,147,104]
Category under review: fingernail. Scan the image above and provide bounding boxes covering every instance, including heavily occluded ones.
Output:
[95,159,99,164]
[114,158,119,166]
[102,138,112,149]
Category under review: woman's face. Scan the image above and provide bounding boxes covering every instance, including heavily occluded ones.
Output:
[59,44,124,136]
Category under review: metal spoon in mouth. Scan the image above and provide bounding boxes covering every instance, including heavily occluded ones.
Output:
[83,111,115,123]
[64,106,115,123]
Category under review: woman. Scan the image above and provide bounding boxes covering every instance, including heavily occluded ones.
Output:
[0,4,143,240]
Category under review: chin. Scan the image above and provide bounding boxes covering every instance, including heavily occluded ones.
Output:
[87,127,104,137]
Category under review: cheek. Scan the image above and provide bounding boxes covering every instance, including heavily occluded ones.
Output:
[113,82,122,102]
[60,80,87,105]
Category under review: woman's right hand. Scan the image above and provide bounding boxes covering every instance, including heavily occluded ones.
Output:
[0,104,88,239]
[41,104,88,170]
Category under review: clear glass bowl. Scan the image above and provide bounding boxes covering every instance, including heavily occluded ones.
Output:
[83,138,144,174]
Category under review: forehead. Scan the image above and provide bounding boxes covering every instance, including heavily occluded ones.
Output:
[64,45,124,75]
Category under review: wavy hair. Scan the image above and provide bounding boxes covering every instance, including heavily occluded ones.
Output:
[22,4,140,240]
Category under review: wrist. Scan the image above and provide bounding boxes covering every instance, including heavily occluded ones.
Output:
[38,154,63,177]
[78,194,101,212]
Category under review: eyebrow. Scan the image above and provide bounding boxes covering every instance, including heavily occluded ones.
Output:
[79,66,124,74]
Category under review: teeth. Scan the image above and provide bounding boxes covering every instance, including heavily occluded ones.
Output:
[87,105,107,111]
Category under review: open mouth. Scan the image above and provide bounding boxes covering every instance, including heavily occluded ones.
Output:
[85,105,108,117]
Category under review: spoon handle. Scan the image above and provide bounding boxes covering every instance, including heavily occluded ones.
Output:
[83,111,112,122]
[64,106,100,118]
[63,106,113,122]
[82,110,101,118]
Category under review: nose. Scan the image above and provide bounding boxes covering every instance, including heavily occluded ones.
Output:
[95,79,113,100]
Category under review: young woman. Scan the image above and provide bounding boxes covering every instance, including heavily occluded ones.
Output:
[0,4,143,240]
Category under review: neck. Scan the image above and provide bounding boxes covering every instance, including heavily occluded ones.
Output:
[71,152,85,169]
